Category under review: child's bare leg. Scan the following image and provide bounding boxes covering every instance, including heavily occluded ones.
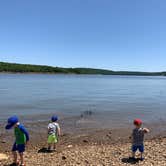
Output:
[140,152,144,160]
[48,143,51,150]
[19,152,24,165]
[132,152,135,158]
[12,151,17,163]
[53,143,56,150]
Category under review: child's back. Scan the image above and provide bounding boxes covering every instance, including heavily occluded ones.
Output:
[132,128,145,146]
[48,122,59,136]
[131,119,149,161]
[47,116,61,151]
[5,116,29,166]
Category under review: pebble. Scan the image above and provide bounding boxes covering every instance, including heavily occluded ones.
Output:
[62,156,67,160]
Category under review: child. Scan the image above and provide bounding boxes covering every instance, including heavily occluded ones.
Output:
[5,116,29,166]
[47,115,61,151]
[131,119,149,161]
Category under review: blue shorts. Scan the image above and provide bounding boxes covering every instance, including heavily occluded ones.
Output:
[12,143,25,153]
[132,144,144,153]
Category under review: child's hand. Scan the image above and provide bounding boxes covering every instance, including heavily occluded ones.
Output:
[26,141,29,147]
[143,128,150,133]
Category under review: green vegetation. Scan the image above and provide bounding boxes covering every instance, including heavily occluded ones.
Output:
[0,62,165,76]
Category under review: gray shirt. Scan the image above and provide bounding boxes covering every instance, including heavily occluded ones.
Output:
[132,128,145,145]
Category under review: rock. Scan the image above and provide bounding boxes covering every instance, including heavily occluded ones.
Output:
[106,134,111,139]
[67,145,73,148]
[62,156,67,160]
[84,160,89,164]
[0,153,8,160]
[83,139,88,143]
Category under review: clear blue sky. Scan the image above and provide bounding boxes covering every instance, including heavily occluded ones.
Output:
[0,0,165,72]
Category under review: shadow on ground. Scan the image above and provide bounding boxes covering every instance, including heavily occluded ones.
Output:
[121,157,140,164]
[38,147,56,153]
[3,164,17,166]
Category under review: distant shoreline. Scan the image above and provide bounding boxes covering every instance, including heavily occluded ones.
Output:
[0,62,166,76]
[0,72,166,77]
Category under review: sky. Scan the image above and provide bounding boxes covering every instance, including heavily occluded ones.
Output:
[0,0,165,72]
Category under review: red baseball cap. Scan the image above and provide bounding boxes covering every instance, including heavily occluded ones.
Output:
[133,119,142,125]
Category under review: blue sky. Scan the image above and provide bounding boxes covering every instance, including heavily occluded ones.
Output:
[0,0,165,71]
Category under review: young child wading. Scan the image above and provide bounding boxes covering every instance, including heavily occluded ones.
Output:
[47,116,61,151]
[131,119,149,161]
[5,116,29,166]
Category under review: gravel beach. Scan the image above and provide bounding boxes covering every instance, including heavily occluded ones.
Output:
[0,128,166,166]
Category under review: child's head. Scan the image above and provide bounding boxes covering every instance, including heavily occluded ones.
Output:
[5,116,19,130]
[51,115,58,122]
[133,119,142,128]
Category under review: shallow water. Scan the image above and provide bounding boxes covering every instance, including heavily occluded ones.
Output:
[0,74,166,129]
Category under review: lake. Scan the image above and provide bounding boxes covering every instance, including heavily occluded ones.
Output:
[0,74,166,129]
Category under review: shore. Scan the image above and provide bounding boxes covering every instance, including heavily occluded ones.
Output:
[0,124,166,166]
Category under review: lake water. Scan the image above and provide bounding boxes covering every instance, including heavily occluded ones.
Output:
[0,74,166,129]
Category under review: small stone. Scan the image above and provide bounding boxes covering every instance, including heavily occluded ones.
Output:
[83,139,88,143]
[67,145,73,148]
[0,153,8,160]
[62,156,67,160]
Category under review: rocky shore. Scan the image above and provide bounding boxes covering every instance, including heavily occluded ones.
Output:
[0,130,166,166]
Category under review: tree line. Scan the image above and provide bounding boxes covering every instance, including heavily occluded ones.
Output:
[0,62,165,76]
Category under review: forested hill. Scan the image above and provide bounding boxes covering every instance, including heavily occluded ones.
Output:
[0,62,165,76]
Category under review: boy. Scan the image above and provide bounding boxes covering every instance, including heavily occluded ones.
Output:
[131,119,149,161]
[47,115,61,151]
[5,116,29,166]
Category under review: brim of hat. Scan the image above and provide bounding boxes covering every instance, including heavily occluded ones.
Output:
[5,123,14,130]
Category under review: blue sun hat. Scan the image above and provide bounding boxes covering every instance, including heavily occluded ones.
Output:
[51,115,58,122]
[5,116,19,130]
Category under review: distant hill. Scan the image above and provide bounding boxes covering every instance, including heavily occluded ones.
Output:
[0,62,165,76]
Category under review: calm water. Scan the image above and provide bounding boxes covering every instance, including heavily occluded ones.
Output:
[0,74,166,129]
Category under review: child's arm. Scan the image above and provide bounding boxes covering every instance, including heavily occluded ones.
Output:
[129,130,134,142]
[129,134,133,143]
[57,125,61,136]
[19,125,30,142]
[47,127,51,134]
[143,128,150,133]
[47,123,52,135]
